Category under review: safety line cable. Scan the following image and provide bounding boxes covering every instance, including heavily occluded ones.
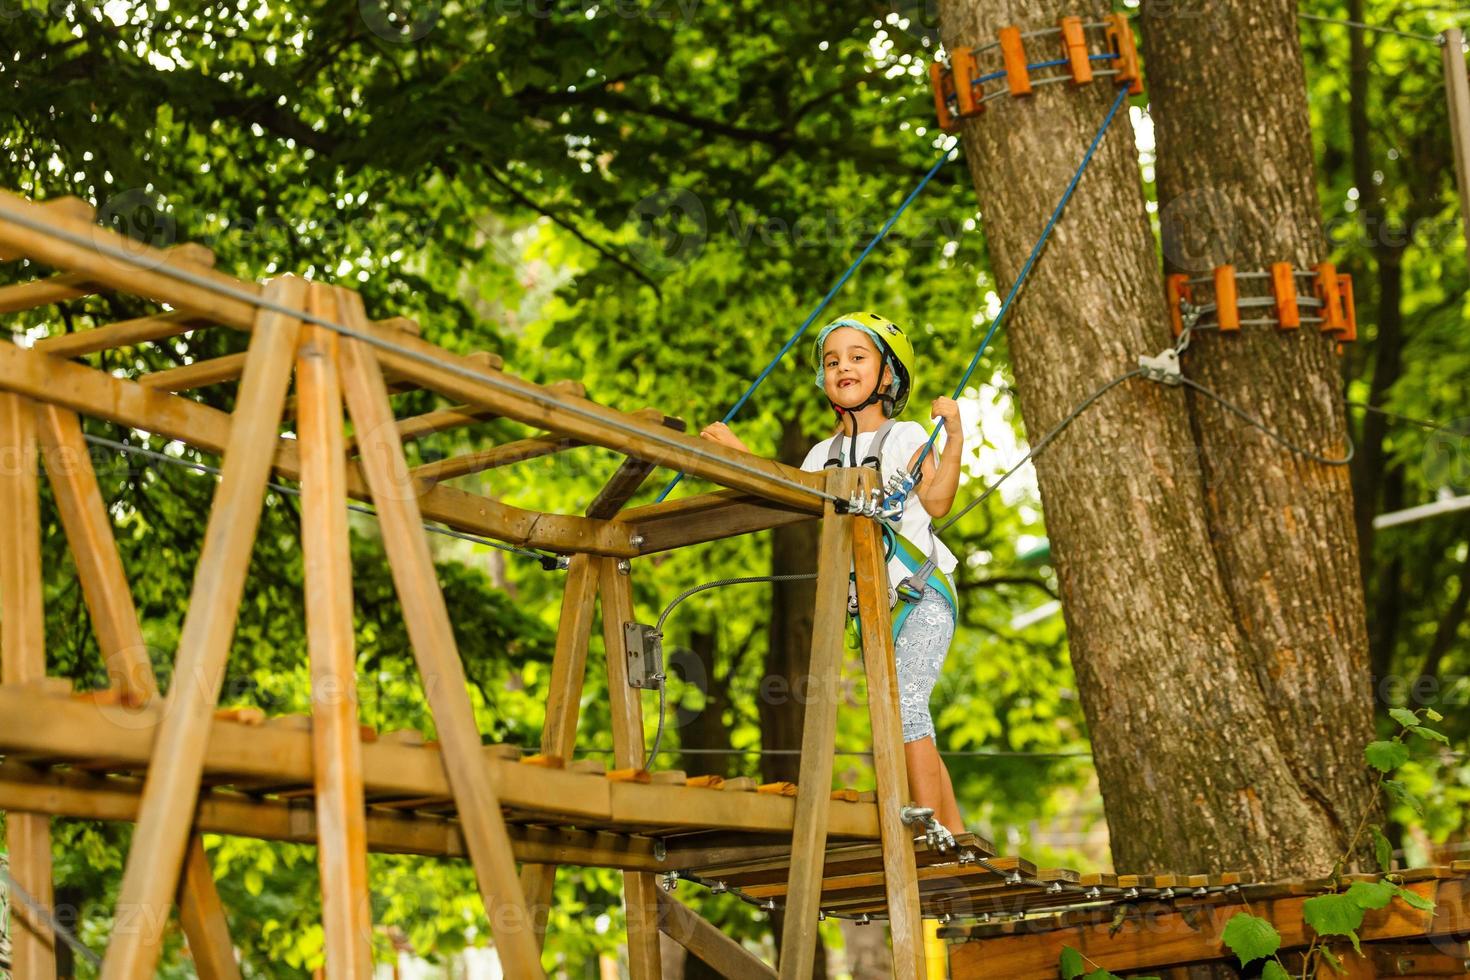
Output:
[1180,377,1355,466]
[1296,12,1444,43]
[0,199,841,510]
[653,138,960,503]
[0,860,102,967]
[81,433,565,567]
[644,573,819,769]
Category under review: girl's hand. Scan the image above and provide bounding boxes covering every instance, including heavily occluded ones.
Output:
[700,421,750,453]
[931,397,963,438]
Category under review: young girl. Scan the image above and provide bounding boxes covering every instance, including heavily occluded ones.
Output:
[701,311,966,835]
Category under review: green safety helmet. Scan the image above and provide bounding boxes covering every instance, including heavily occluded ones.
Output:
[811,311,917,415]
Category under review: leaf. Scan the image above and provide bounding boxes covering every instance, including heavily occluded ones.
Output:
[1370,825,1393,872]
[1424,708,1444,722]
[1364,739,1409,772]
[1344,879,1396,910]
[1383,779,1425,816]
[1263,961,1292,980]
[1409,725,1449,744]
[1221,913,1281,965]
[1393,884,1437,912]
[1083,971,1123,980]
[1388,707,1419,728]
[1303,893,1365,952]
[1060,945,1086,979]
[1320,947,1347,974]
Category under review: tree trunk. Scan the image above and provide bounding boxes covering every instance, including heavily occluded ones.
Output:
[760,414,826,977]
[1143,0,1379,860]
[937,0,1355,876]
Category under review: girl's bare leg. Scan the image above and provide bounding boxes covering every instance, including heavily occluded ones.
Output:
[904,737,965,833]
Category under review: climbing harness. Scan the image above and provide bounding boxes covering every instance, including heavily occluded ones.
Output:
[823,420,957,639]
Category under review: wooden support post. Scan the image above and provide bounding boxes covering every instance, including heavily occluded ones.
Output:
[333,286,545,980]
[100,276,306,980]
[851,474,925,980]
[657,893,777,979]
[298,289,373,979]
[35,403,242,979]
[1444,28,1470,277]
[519,554,601,947]
[597,556,662,979]
[0,391,56,979]
[777,469,856,980]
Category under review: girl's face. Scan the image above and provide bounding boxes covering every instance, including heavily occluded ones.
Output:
[821,326,892,410]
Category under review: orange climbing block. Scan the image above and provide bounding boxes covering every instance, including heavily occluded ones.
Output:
[1059,17,1093,85]
[1314,262,1345,334]
[930,61,958,133]
[1336,273,1357,342]
[1105,13,1143,95]
[1213,265,1240,332]
[999,27,1032,96]
[1270,262,1300,329]
[1166,273,1193,338]
[952,46,983,117]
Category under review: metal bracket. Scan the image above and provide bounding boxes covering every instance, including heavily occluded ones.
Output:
[1138,347,1183,386]
[623,622,663,690]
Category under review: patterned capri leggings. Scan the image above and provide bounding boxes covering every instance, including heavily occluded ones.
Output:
[893,586,955,743]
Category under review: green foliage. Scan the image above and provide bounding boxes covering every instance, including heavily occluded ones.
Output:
[1060,944,1086,979]
[1364,739,1408,772]
[4,0,1468,970]
[1221,913,1281,965]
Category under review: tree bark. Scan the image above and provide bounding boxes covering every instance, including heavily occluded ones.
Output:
[1144,0,1379,861]
[937,0,1357,876]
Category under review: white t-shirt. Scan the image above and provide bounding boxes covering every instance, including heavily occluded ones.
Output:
[800,421,959,592]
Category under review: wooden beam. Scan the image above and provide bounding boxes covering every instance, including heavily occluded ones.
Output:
[34,403,242,979]
[33,310,212,359]
[175,842,242,980]
[0,761,679,870]
[584,411,687,519]
[621,489,816,554]
[598,556,662,978]
[340,379,585,456]
[100,276,305,980]
[1445,28,1470,278]
[374,345,827,512]
[411,408,667,485]
[0,391,57,979]
[520,554,602,946]
[0,242,216,312]
[0,339,636,557]
[0,687,891,843]
[137,351,248,392]
[0,191,822,507]
[334,287,544,979]
[0,197,94,263]
[851,480,924,980]
[657,893,777,979]
[947,879,1470,978]
[297,290,373,978]
[779,469,854,980]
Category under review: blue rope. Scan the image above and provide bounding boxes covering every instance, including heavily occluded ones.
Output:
[901,85,1132,495]
[974,53,1118,88]
[655,139,960,502]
